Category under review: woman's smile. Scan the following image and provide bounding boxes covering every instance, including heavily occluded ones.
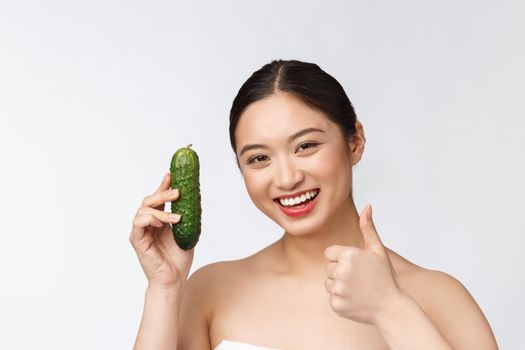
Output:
[274,188,320,206]
[274,188,321,217]
[234,91,359,235]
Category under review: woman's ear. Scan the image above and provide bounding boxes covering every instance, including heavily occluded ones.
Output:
[348,120,366,166]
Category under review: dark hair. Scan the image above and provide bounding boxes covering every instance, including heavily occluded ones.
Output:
[229,59,358,169]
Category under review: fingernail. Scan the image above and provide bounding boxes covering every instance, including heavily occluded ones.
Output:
[169,213,181,221]
[169,188,179,195]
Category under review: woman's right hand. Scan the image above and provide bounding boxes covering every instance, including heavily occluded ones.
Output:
[129,173,195,289]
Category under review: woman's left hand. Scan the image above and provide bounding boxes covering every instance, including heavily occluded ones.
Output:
[324,204,405,325]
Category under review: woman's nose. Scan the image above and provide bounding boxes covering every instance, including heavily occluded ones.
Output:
[274,158,304,190]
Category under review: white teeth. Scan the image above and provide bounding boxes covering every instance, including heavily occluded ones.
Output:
[279,189,319,207]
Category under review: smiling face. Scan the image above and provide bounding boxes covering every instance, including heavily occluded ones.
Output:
[235,92,365,236]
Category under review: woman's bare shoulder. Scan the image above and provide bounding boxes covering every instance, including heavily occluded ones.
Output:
[186,259,243,288]
[185,257,252,297]
[392,260,499,349]
[181,260,246,328]
[385,248,484,311]
[387,249,480,311]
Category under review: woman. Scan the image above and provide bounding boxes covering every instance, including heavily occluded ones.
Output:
[130,59,499,350]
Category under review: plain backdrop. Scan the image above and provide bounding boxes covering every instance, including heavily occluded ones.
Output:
[0,0,523,349]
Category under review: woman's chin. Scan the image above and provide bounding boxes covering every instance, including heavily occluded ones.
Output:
[279,219,324,237]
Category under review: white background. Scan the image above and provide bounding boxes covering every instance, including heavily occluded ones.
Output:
[1,0,523,349]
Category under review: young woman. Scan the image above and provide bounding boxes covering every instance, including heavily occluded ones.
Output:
[130,60,499,350]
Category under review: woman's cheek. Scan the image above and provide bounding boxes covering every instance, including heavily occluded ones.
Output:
[244,171,273,213]
[315,149,353,203]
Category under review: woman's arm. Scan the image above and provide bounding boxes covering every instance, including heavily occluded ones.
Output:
[133,285,183,350]
[133,264,212,350]
[375,291,454,350]
[374,270,499,350]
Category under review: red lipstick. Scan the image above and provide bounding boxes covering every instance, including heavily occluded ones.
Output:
[275,191,320,217]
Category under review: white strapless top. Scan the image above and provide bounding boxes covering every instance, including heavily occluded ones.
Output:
[214,339,280,350]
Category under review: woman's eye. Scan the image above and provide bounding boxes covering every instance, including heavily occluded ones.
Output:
[297,142,319,152]
[246,143,319,164]
[247,155,268,164]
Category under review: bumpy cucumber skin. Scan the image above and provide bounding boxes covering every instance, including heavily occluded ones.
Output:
[170,146,201,250]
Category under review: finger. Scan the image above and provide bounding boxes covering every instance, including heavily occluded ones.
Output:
[154,172,172,194]
[324,277,333,294]
[324,245,344,262]
[325,261,339,279]
[142,187,180,209]
[324,278,344,296]
[359,204,386,255]
[130,213,164,246]
[139,206,182,224]
[324,245,357,262]
[130,209,181,244]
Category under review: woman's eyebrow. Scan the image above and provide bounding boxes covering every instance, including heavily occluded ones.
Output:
[239,127,325,156]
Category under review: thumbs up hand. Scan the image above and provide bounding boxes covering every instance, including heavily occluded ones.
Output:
[324,204,405,325]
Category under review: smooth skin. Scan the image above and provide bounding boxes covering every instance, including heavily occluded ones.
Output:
[324,204,403,325]
[130,174,194,350]
[132,92,499,349]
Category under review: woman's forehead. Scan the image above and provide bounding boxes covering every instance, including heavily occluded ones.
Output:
[236,118,332,155]
[235,94,332,142]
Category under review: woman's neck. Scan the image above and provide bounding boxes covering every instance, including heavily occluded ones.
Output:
[276,198,364,279]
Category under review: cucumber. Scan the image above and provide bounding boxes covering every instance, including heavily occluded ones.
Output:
[170,144,201,250]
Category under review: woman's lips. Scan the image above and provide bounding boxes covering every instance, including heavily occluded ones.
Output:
[274,190,320,217]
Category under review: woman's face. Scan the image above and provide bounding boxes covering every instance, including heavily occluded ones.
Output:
[235,92,365,236]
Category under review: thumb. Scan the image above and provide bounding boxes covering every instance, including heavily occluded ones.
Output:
[360,204,386,255]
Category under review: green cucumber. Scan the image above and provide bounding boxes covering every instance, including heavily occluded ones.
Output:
[170,144,201,250]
